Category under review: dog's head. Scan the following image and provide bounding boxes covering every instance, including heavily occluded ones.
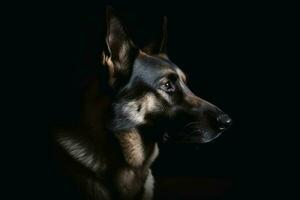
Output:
[103,8,231,144]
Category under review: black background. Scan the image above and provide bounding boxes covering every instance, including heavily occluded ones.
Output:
[6,0,296,200]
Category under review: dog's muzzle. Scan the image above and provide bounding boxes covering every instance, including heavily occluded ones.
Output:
[163,111,232,144]
[195,112,232,143]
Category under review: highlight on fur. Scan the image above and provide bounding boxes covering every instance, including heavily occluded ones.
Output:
[54,6,231,200]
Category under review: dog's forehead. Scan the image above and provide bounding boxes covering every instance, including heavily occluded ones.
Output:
[132,53,186,82]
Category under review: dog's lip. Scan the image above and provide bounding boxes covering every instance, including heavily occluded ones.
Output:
[162,129,223,144]
[200,131,223,143]
[162,132,170,142]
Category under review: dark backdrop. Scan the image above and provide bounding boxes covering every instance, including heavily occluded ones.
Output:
[8,1,295,200]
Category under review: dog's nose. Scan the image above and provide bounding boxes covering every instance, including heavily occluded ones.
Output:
[217,114,232,130]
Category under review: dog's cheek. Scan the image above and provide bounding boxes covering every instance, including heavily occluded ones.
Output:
[157,90,172,104]
[143,93,162,113]
[122,101,145,125]
[121,93,161,125]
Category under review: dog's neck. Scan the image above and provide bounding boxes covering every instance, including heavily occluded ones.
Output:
[82,78,161,169]
[115,128,159,169]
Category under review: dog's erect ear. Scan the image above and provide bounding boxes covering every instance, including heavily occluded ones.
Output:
[102,6,138,87]
[143,16,168,57]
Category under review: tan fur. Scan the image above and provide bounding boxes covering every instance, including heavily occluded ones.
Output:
[175,67,187,83]
[122,93,161,125]
[101,53,115,86]
[143,93,159,112]
[116,129,145,167]
[116,168,138,195]
[143,170,155,200]
[158,53,168,59]
[145,143,159,167]
[55,10,187,200]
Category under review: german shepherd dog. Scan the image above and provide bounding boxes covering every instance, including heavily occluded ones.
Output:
[54,7,232,200]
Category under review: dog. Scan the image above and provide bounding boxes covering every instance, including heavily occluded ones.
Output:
[54,7,232,200]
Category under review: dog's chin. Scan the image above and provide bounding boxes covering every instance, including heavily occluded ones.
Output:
[163,129,223,144]
[197,131,223,143]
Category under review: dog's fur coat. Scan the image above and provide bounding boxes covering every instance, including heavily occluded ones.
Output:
[54,7,231,200]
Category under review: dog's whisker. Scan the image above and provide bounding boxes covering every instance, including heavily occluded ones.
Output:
[183,122,201,130]
[189,129,205,135]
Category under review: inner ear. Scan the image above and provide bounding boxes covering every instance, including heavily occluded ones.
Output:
[102,6,138,87]
[142,16,168,56]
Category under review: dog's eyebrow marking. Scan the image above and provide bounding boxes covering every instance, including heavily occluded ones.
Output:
[175,67,187,83]
[163,71,178,79]
[155,69,178,82]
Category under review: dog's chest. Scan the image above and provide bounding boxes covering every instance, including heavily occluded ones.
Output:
[115,167,146,196]
[115,143,159,198]
[116,168,153,200]
[144,142,159,167]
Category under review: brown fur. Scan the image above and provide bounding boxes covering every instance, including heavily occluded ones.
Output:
[54,78,158,200]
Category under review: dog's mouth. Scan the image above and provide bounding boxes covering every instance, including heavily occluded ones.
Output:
[162,123,224,144]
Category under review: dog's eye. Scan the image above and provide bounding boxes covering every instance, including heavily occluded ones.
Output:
[161,81,175,93]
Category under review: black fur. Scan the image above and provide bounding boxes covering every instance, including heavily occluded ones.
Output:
[54,7,232,200]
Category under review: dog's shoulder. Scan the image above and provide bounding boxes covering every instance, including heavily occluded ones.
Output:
[53,128,104,173]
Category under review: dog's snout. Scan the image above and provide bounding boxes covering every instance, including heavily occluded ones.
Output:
[217,114,232,130]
